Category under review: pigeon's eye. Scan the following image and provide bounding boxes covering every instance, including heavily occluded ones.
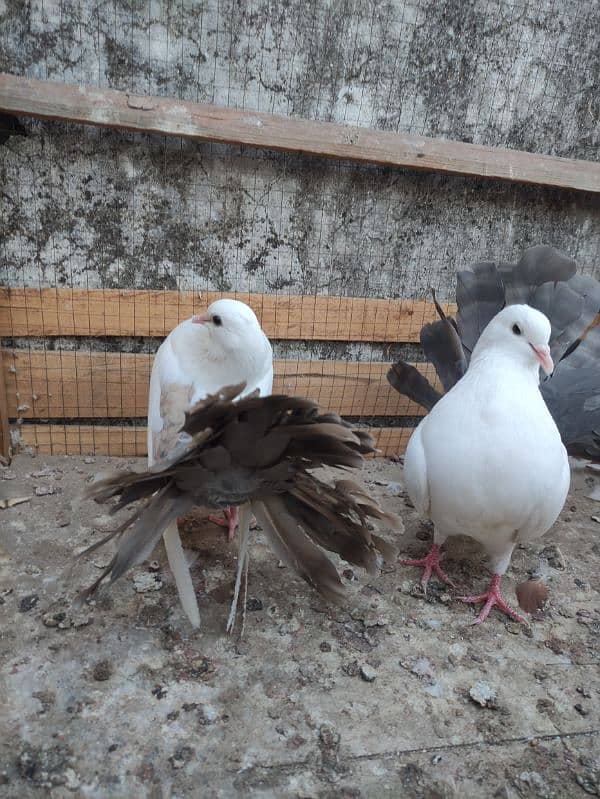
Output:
[512,323,522,336]
[212,315,222,327]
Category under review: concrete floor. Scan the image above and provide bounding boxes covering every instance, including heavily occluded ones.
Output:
[0,453,599,798]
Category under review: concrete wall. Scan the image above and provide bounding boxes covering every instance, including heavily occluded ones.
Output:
[1,0,599,317]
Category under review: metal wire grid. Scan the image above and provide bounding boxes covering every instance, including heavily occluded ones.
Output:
[1,0,599,456]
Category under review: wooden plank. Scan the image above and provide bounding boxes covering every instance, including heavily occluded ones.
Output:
[3,349,437,420]
[17,423,413,458]
[1,74,598,192]
[0,349,10,460]
[0,287,452,343]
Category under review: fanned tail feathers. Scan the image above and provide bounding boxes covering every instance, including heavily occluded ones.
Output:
[79,385,396,611]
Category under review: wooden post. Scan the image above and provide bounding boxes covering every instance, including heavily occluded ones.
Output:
[0,348,10,462]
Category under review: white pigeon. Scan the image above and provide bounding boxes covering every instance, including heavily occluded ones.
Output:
[401,304,570,623]
[147,298,273,627]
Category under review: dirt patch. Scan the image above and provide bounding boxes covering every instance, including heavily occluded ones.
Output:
[0,454,598,797]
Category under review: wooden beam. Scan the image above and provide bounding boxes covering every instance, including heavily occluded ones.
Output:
[0,288,452,343]
[1,74,598,193]
[17,423,413,458]
[0,349,10,461]
[3,349,436,420]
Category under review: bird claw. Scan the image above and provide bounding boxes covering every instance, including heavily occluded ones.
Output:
[208,506,239,541]
[399,543,455,591]
[459,574,527,624]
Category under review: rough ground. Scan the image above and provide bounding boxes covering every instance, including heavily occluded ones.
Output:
[0,453,599,798]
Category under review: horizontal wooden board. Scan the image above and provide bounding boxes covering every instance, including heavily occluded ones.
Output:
[4,349,437,419]
[0,288,453,343]
[17,423,413,458]
[1,74,598,192]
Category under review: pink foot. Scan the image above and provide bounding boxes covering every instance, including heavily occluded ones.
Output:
[208,506,239,541]
[399,543,455,591]
[459,574,526,625]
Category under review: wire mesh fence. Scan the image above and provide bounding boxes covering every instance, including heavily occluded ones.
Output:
[1,0,599,457]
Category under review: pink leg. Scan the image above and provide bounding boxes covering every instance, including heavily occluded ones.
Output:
[208,506,239,541]
[399,543,455,591]
[459,573,526,625]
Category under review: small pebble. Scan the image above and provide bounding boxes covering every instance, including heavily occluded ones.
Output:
[18,594,39,613]
[319,641,332,652]
[92,660,113,681]
[360,664,377,683]
[35,485,54,496]
[574,703,589,717]
[246,598,263,612]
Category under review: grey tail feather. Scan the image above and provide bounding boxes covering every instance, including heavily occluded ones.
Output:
[252,497,345,603]
[77,485,192,602]
[386,361,441,411]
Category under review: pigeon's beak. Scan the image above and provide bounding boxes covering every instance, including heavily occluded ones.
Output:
[530,343,553,375]
[191,311,211,324]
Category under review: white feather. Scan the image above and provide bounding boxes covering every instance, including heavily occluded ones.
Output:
[404,305,570,575]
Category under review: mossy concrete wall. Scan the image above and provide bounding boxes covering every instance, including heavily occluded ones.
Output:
[1,0,599,313]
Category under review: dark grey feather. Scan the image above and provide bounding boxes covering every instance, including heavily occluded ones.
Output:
[386,361,441,411]
[387,244,600,457]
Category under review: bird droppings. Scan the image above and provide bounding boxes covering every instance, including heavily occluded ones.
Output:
[169,746,195,770]
[469,681,498,708]
[1,453,599,797]
[402,657,435,680]
[132,572,163,593]
[539,545,566,570]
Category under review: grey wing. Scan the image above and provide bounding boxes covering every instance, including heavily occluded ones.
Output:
[420,313,468,391]
[542,339,600,457]
[456,260,505,353]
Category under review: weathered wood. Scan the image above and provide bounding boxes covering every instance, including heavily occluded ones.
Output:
[17,423,413,457]
[0,349,10,460]
[4,349,436,419]
[1,74,598,192]
[0,287,452,343]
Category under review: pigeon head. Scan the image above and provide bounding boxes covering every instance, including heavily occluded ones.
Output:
[474,304,553,376]
[191,299,265,349]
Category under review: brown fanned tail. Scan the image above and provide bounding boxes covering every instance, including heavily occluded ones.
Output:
[79,383,395,612]
[78,484,193,601]
[251,497,345,603]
